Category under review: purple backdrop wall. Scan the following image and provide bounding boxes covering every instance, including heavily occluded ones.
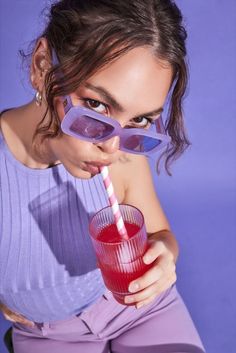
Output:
[0,1,235,353]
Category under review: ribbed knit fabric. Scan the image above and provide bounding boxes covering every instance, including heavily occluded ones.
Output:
[0,130,110,323]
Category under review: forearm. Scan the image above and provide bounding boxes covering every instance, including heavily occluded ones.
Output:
[148,229,179,263]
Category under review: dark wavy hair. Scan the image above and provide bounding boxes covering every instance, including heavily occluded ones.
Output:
[22,0,190,174]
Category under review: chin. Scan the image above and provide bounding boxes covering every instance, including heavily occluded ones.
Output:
[68,168,97,180]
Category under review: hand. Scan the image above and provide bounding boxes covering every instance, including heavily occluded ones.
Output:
[124,232,177,308]
[0,302,35,327]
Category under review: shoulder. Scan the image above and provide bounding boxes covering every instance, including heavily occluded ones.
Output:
[108,153,152,203]
[109,153,170,233]
[0,109,14,126]
[114,153,152,188]
[0,109,15,139]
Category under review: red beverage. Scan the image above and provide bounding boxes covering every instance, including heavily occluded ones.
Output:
[98,223,150,300]
[98,222,139,243]
[89,206,152,305]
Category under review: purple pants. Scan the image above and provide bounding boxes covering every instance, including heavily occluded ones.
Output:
[12,285,206,353]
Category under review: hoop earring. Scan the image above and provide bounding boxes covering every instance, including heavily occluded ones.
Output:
[35,91,42,106]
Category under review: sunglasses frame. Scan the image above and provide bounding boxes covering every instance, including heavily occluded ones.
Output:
[61,102,171,155]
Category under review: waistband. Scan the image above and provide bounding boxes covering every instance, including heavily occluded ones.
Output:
[13,285,177,342]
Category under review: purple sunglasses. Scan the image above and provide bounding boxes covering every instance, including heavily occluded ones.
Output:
[52,51,171,155]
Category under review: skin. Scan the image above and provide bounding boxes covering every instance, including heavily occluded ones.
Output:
[0,38,178,327]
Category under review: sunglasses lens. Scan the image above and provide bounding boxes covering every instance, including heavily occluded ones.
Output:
[69,115,114,139]
[62,109,168,155]
[123,135,162,153]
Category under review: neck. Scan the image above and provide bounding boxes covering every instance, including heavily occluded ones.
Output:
[1,100,60,169]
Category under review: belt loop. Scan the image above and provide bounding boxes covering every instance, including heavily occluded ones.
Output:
[41,322,50,336]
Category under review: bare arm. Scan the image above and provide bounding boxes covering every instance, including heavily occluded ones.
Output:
[122,154,178,261]
[111,154,178,308]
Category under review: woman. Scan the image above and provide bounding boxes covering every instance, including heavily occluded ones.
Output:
[0,1,205,352]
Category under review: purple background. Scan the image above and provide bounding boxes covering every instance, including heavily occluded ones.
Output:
[0,1,235,353]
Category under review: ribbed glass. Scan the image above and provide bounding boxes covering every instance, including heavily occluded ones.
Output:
[89,204,151,304]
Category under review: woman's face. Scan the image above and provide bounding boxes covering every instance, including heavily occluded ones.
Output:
[51,47,173,179]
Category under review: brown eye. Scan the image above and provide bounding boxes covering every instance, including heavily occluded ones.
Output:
[134,117,144,123]
[127,116,154,129]
[85,99,107,114]
[88,100,100,108]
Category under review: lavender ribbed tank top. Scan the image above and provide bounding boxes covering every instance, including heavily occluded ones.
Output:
[0,131,110,323]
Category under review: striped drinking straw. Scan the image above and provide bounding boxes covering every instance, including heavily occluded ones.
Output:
[100,166,128,240]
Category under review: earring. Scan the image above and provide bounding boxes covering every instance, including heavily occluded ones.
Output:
[35,91,42,106]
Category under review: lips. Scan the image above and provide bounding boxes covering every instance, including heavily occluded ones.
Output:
[84,161,111,175]
[85,163,100,175]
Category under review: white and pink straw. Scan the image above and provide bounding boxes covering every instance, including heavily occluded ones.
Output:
[100,166,128,240]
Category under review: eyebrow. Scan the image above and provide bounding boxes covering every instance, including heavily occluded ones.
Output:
[83,82,164,118]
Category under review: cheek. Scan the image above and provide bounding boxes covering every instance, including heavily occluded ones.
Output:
[63,135,94,160]
[59,138,98,178]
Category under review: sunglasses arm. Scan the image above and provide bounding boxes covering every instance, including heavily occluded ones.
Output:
[51,49,73,114]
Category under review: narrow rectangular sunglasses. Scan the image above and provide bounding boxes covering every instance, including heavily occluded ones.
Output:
[52,50,171,155]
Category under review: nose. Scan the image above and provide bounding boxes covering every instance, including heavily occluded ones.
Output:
[95,136,120,154]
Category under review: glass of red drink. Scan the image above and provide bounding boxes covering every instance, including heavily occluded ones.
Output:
[89,204,152,305]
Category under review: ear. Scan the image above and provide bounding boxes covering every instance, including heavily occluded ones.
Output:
[30,37,52,91]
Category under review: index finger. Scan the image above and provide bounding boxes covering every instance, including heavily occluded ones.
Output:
[143,240,166,264]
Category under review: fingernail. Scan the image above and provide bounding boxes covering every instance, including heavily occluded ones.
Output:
[125,296,135,304]
[143,255,151,264]
[129,282,139,293]
[136,302,145,309]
